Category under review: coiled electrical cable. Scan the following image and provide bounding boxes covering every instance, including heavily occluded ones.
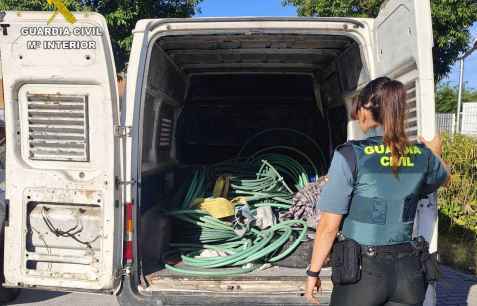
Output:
[162,149,321,276]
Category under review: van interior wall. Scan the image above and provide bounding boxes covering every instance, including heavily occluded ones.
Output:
[176,74,331,164]
[138,33,367,279]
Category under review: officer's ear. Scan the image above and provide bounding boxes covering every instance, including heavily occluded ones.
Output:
[358,106,379,132]
[356,107,367,133]
[357,106,371,124]
[350,96,361,120]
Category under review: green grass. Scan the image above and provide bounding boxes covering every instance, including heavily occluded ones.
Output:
[439,211,477,274]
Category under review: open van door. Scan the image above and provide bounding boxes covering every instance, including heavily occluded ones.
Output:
[374,1,437,305]
[0,11,123,292]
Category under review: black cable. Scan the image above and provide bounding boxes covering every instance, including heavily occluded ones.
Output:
[41,207,100,249]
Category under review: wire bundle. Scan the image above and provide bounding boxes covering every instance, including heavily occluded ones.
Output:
[162,151,321,276]
[159,128,327,275]
[165,209,307,276]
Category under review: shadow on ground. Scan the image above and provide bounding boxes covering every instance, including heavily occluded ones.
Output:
[438,212,477,275]
[6,289,68,305]
[437,265,477,306]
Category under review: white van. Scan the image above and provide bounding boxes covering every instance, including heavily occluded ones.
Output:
[0,0,439,305]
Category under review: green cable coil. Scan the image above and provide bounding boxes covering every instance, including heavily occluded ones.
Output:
[162,148,321,276]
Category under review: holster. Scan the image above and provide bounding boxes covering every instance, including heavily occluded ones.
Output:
[412,236,441,283]
[330,238,362,285]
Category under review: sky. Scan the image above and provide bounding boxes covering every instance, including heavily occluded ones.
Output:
[196,0,477,89]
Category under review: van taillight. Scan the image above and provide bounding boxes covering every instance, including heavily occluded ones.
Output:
[123,202,134,263]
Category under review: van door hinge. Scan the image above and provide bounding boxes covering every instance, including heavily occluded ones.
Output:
[115,176,137,188]
[114,125,132,138]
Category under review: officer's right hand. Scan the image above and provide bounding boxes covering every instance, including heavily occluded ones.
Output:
[419,134,443,157]
[304,276,321,305]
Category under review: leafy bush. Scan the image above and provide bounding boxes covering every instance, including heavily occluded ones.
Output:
[438,133,477,238]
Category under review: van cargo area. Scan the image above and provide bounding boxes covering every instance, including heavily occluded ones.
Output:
[137,32,367,296]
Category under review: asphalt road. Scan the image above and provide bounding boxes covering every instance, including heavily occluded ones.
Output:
[6,289,118,306]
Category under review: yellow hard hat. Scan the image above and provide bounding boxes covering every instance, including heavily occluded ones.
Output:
[196,197,235,219]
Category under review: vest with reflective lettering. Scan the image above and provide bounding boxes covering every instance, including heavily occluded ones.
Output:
[340,136,431,246]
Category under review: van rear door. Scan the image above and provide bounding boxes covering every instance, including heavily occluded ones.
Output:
[374,1,437,305]
[0,11,122,292]
[374,0,435,142]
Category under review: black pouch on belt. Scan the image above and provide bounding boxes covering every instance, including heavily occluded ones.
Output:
[331,238,362,285]
[420,251,441,282]
[413,237,441,282]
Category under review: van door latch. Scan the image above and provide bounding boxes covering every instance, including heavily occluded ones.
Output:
[117,267,131,277]
[114,125,132,138]
[4,199,9,226]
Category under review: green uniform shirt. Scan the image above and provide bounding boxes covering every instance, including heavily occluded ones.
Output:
[318,129,448,215]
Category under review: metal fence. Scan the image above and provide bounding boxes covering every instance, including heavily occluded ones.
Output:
[437,110,477,136]
[436,113,455,134]
[461,103,477,136]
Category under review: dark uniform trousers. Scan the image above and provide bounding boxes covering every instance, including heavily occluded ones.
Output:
[330,244,428,306]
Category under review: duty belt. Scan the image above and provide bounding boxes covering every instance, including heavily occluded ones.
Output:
[361,242,415,257]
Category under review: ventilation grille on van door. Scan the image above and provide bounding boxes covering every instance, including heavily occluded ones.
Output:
[159,104,173,150]
[405,81,418,141]
[27,94,89,162]
[159,117,172,148]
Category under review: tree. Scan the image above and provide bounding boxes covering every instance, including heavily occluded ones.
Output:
[436,82,477,113]
[436,83,458,113]
[0,0,203,72]
[283,0,477,82]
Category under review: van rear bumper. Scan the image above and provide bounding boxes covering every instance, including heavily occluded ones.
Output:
[117,275,328,305]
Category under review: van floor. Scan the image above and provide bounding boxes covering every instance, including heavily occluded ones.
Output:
[146,263,331,279]
[143,263,332,294]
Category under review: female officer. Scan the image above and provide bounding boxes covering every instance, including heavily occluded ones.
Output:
[304,77,449,306]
